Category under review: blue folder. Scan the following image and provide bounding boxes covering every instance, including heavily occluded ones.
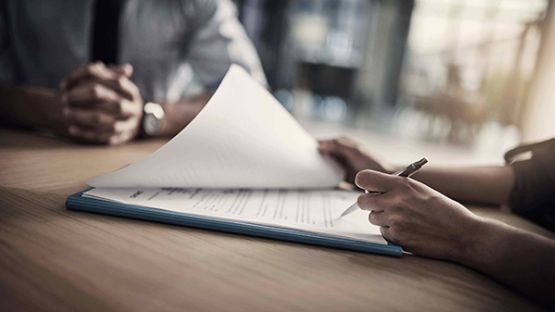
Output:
[66,188,403,257]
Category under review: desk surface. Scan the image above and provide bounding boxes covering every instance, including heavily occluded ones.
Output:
[0,129,551,311]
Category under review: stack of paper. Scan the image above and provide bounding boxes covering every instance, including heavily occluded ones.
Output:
[71,65,398,254]
[88,65,343,189]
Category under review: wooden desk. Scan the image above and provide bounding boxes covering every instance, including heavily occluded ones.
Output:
[0,129,551,311]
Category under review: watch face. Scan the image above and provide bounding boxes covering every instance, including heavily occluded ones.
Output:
[143,102,165,136]
[143,114,161,135]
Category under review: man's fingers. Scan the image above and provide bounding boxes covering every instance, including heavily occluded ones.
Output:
[65,74,136,101]
[112,75,140,100]
[67,108,116,130]
[111,117,140,134]
[355,170,399,193]
[107,128,136,145]
[108,63,133,76]
[61,62,110,89]
[72,99,138,117]
[68,118,138,144]
[64,81,120,105]
[61,63,141,146]
[61,62,132,87]
[68,125,112,143]
[61,63,135,99]
[60,63,100,89]
[68,108,139,130]
[63,82,139,117]
[110,99,141,117]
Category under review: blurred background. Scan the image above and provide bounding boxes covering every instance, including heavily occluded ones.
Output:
[223,0,555,163]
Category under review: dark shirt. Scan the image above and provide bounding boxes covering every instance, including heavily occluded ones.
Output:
[505,138,555,231]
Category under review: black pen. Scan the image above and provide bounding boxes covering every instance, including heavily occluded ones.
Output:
[339,157,428,218]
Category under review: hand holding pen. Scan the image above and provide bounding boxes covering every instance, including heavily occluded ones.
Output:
[340,158,428,217]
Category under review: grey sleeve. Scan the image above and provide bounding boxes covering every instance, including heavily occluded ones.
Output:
[0,3,14,82]
[184,0,267,88]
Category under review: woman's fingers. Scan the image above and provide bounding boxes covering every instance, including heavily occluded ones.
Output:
[318,137,359,159]
[319,138,371,170]
[355,169,399,193]
[357,191,394,211]
[379,226,400,245]
[318,137,391,184]
[369,211,389,226]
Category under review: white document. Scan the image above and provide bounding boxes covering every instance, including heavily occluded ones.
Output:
[84,65,386,247]
[84,187,386,245]
[88,65,344,189]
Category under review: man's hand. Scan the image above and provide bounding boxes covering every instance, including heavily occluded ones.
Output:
[318,137,393,184]
[354,169,485,260]
[60,62,143,145]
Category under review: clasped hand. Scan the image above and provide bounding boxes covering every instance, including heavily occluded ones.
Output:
[59,62,143,145]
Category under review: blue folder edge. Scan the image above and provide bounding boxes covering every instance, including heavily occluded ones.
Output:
[66,188,403,257]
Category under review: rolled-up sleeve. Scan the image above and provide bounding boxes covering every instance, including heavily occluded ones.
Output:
[0,3,14,82]
[184,0,267,88]
[506,138,555,230]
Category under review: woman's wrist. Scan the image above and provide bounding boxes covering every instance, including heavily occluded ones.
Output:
[448,215,492,264]
[449,215,511,270]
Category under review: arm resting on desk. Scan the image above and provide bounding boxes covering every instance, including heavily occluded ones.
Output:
[318,137,515,206]
[0,82,211,141]
[459,217,555,308]
[354,170,555,309]
[0,83,66,133]
[410,166,514,206]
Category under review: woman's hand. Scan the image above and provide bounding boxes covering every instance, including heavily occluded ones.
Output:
[318,137,393,184]
[355,169,484,260]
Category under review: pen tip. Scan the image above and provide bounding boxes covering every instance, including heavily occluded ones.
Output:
[417,158,428,167]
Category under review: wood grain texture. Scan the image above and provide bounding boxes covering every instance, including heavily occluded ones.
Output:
[0,129,550,311]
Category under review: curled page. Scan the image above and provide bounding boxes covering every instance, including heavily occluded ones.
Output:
[88,65,344,189]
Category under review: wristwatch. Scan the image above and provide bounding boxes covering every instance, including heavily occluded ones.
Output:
[142,102,165,136]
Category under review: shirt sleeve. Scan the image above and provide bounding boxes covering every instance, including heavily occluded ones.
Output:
[0,2,14,82]
[505,138,555,230]
[183,0,267,88]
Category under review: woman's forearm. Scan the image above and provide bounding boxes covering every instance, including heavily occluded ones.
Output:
[456,218,555,308]
[410,166,514,205]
